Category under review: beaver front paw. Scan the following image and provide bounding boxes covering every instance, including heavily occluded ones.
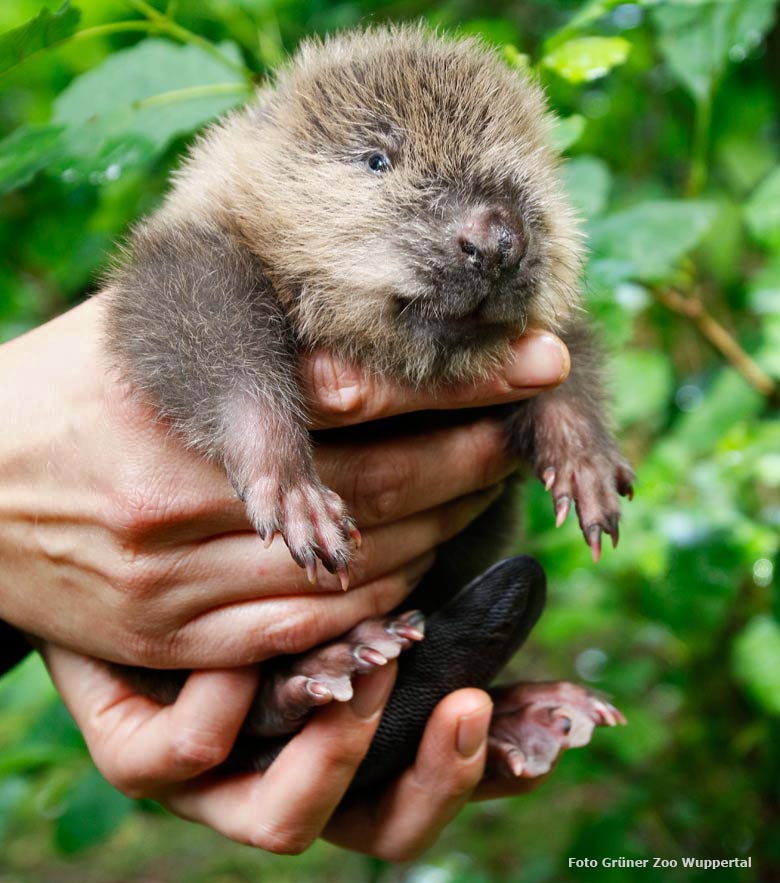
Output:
[245,476,360,587]
[487,681,626,778]
[539,452,634,562]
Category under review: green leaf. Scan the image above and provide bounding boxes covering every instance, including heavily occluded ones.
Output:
[747,257,780,315]
[732,615,780,716]
[542,36,631,84]
[503,44,530,72]
[0,124,65,195]
[0,2,80,75]
[756,315,780,379]
[588,200,718,281]
[550,114,585,153]
[745,167,780,251]
[563,155,611,218]
[653,0,777,101]
[55,767,135,853]
[672,369,764,458]
[611,350,674,428]
[52,38,249,161]
[0,778,28,843]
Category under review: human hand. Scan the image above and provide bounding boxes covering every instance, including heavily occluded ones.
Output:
[41,644,546,856]
[0,295,569,668]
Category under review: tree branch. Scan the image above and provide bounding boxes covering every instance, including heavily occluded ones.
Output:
[653,286,777,398]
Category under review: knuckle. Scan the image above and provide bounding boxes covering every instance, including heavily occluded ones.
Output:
[105,472,177,541]
[113,555,163,603]
[92,755,150,800]
[119,617,178,667]
[249,821,315,855]
[260,609,325,656]
[169,729,230,770]
[351,450,412,524]
[317,730,369,773]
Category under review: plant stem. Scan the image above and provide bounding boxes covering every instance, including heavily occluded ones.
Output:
[133,82,251,109]
[687,91,712,197]
[0,21,161,74]
[70,21,161,43]
[653,287,776,398]
[123,0,254,80]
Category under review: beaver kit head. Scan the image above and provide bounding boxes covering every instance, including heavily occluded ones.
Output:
[172,26,583,384]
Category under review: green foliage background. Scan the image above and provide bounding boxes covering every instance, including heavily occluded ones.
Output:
[1,1,779,880]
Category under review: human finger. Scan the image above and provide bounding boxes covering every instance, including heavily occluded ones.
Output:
[320,417,515,527]
[304,332,570,428]
[153,552,436,668]
[41,645,259,796]
[164,663,397,853]
[116,416,514,548]
[154,482,502,624]
[324,689,493,860]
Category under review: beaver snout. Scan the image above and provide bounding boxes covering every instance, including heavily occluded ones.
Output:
[456,208,527,279]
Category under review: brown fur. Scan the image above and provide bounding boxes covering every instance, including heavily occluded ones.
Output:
[105,26,633,715]
[103,25,635,780]
[141,25,583,387]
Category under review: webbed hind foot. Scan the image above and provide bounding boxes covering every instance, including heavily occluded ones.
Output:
[487,681,625,778]
[244,610,426,738]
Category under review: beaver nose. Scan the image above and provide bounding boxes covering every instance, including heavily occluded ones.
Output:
[457,209,526,277]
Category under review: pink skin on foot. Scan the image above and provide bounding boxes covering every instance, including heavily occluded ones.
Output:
[245,475,359,582]
[486,681,626,779]
[244,611,426,738]
[539,457,634,563]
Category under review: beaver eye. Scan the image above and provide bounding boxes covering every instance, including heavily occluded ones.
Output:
[367,152,391,174]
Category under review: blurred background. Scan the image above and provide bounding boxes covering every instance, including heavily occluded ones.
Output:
[0,0,779,880]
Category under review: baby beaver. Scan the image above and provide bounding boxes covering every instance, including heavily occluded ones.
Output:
[106,25,632,791]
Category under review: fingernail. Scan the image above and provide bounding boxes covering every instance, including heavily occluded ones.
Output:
[456,701,493,758]
[311,352,364,416]
[506,333,570,388]
[351,664,395,720]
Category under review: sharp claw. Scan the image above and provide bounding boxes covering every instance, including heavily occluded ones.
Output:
[555,495,571,528]
[587,525,602,563]
[262,531,277,550]
[349,525,362,549]
[604,702,628,725]
[593,699,622,726]
[388,611,426,642]
[307,680,333,700]
[606,516,619,549]
[337,567,350,592]
[506,749,526,777]
[354,645,387,668]
[543,467,556,491]
[391,624,425,642]
[305,557,317,585]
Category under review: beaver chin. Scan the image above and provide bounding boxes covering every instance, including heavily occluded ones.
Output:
[394,294,521,350]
